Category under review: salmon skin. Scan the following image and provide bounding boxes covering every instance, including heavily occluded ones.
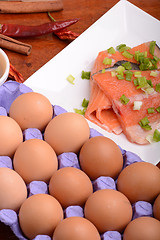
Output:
[85,41,160,144]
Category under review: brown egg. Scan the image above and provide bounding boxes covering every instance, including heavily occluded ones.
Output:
[84,189,132,233]
[117,162,160,203]
[79,136,123,180]
[13,139,58,184]
[123,217,160,240]
[49,167,93,208]
[44,112,90,155]
[9,92,53,131]
[0,168,27,211]
[19,194,63,240]
[153,194,160,220]
[52,217,101,240]
[0,115,23,157]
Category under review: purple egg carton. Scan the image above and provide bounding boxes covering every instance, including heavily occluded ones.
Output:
[0,81,151,240]
[101,231,122,240]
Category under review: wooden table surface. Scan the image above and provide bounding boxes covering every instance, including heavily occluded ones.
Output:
[0,0,160,81]
[0,0,160,239]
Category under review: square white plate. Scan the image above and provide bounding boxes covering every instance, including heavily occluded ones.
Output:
[25,0,160,165]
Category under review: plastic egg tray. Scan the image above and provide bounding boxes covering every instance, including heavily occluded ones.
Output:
[0,80,156,240]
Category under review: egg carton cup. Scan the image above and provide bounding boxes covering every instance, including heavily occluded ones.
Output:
[0,80,154,240]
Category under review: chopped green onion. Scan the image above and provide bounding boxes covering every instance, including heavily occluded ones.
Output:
[101,69,105,73]
[133,101,142,110]
[120,94,130,104]
[142,86,154,95]
[139,116,152,130]
[122,51,133,59]
[153,55,160,62]
[134,51,145,62]
[117,74,124,80]
[122,61,132,70]
[116,66,125,73]
[134,71,141,77]
[133,100,143,110]
[107,47,116,54]
[156,106,160,113]
[116,66,125,79]
[67,74,75,84]
[81,71,91,80]
[147,108,155,114]
[155,83,160,92]
[82,98,89,108]
[149,41,156,56]
[150,71,158,77]
[118,46,131,52]
[103,57,112,65]
[153,129,160,142]
[146,134,154,144]
[144,51,148,57]
[116,44,126,51]
[133,78,138,86]
[136,76,148,89]
[147,79,153,87]
[124,70,133,81]
[111,71,116,77]
[74,108,86,115]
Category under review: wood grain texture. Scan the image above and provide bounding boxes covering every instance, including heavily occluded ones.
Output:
[0,0,159,239]
[0,0,159,81]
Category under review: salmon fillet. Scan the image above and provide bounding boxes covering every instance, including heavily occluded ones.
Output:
[93,69,160,144]
[85,41,160,142]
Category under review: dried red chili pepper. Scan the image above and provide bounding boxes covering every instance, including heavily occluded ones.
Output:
[48,12,80,40]
[0,19,79,38]
[9,64,24,83]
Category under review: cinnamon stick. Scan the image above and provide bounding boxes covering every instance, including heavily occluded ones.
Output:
[0,34,32,55]
[0,0,63,13]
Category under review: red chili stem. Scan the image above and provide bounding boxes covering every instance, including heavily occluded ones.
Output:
[0,19,79,38]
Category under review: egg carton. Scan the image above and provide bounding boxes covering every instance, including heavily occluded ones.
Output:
[0,81,154,240]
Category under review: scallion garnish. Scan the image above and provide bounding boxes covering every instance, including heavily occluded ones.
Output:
[67,74,75,84]
[139,116,152,130]
[133,101,142,110]
[122,51,133,59]
[153,129,160,142]
[150,71,158,77]
[103,57,112,65]
[156,106,160,113]
[116,44,126,51]
[155,83,160,92]
[116,66,125,74]
[102,69,105,73]
[120,94,130,104]
[134,71,141,77]
[107,47,116,54]
[74,108,85,115]
[81,71,91,80]
[124,70,133,81]
[149,41,156,56]
[82,98,89,108]
[122,62,132,70]
[117,74,124,80]
[133,79,138,86]
[147,79,153,87]
[147,108,155,114]
[136,76,148,89]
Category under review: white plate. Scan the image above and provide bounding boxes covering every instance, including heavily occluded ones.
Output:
[25,0,160,165]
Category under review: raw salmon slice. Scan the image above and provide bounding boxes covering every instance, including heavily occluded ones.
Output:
[85,41,160,138]
[93,69,160,144]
